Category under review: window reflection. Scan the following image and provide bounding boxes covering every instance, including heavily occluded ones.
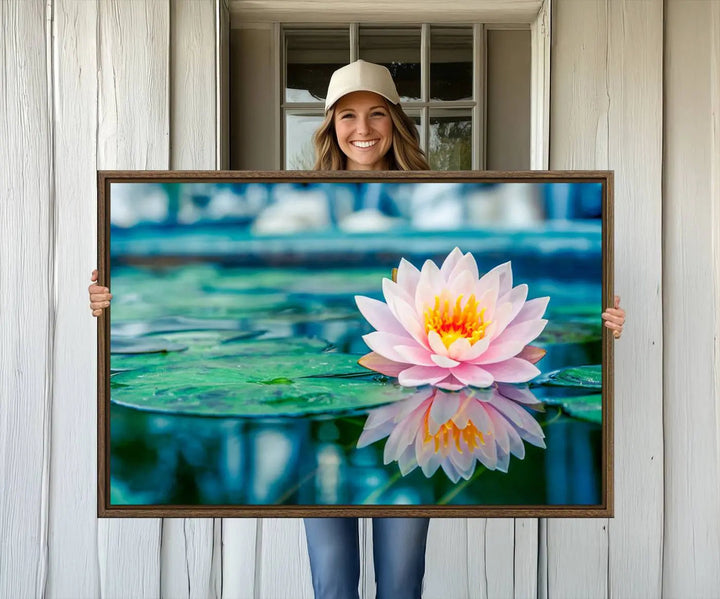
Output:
[429,111,472,170]
[286,30,349,102]
[430,27,473,101]
[359,27,421,102]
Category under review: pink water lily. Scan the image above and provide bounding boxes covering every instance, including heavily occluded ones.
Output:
[357,384,546,482]
[355,248,549,390]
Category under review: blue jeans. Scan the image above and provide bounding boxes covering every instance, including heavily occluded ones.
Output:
[303,517,430,599]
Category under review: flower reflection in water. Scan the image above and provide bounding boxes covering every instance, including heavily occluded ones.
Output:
[357,383,546,483]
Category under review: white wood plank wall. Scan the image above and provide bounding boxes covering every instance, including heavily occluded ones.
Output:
[0,0,718,597]
[548,1,664,598]
[663,1,720,596]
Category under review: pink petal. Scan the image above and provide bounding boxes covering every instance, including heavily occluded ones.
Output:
[447,337,472,361]
[441,461,462,483]
[451,363,494,388]
[481,358,540,383]
[498,283,528,323]
[516,345,546,364]
[504,422,526,459]
[384,406,428,463]
[355,295,406,336]
[398,365,450,387]
[421,258,445,290]
[357,420,396,448]
[397,445,420,475]
[486,301,514,337]
[471,337,526,365]
[362,331,416,363]
[485,405,511,455]
[417,436,443,477]
[514,296,550,323]
[462,333,493,361]
[484,261,513,295]
[358,352,406,377]
[427,392,461,434]
[447,269,477,304]
[451,391,475,428]
[427,330,449,357]
[395,344,435,366]
[435,375,466,391]
[474,272,500,317]
[396,257,421,296]
[392,389,438,420]
[439,247,464,278]
[431,354,460,368]
[473,319,547,364]
[490,394,545,436]
[381,276,415,308]
[447,251,479,284]
[449,443,476,474]
[496,382,542,405]
[392,296,431,350]
[382,279,427,344]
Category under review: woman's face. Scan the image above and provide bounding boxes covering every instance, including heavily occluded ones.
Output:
[333,91,394,171]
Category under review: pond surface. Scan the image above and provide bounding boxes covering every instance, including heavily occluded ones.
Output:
[109,261,603,506]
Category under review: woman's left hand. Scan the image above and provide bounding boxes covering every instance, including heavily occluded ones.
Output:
[602,295,625,339]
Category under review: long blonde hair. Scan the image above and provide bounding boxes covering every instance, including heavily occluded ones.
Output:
[312,100,430,171]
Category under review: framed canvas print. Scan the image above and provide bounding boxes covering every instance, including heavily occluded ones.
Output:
[97,171,614,517]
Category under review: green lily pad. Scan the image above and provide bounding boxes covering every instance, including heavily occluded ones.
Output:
[542,393,602,424]
[110,335,331,373]
[110,353,416,417]
[535,365,602,388]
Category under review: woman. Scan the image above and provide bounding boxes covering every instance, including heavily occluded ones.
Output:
[301,60,433,599]
[88,60,626,599]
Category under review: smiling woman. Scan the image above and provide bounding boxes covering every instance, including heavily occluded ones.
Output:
[334,92,394,170]
[304,59,432,599]
[312,59,430,171]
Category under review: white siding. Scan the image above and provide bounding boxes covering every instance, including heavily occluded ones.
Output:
[605,1,664,596]
[96,0,169,596]
[663,0,720,595]
[0,2,52,598]
[547,3,611,593]
[0,0,718,597]
[547,1,665,596]
[48,0,101,597]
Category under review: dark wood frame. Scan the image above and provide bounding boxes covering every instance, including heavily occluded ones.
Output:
[97,170,614,518]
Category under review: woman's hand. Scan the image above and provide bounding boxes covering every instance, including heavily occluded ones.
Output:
[602,295,625,339]
[89,269,112,317]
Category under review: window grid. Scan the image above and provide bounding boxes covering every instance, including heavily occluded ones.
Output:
[282,24,483,170]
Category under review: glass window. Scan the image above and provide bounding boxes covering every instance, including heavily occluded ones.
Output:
[430,27,473,101]
[358,27,422,102]
[285,114,325,170]
[285,30,349,102]
[428,111,472,171]
[279,24,530,171]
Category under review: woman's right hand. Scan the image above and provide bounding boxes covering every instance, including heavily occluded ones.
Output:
[89,269,112,317]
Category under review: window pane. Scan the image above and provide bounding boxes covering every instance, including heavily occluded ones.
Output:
[358,27,421,102]
[428,111,472,170]
[286,30,349,103]
[430,27,473,101]
[285,113,324,169]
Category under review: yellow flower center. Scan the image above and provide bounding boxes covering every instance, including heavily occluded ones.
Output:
[423,294,490,348]
[423,411,486,453]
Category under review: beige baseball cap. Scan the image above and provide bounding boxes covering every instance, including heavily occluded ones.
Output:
[324,59,401,112]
